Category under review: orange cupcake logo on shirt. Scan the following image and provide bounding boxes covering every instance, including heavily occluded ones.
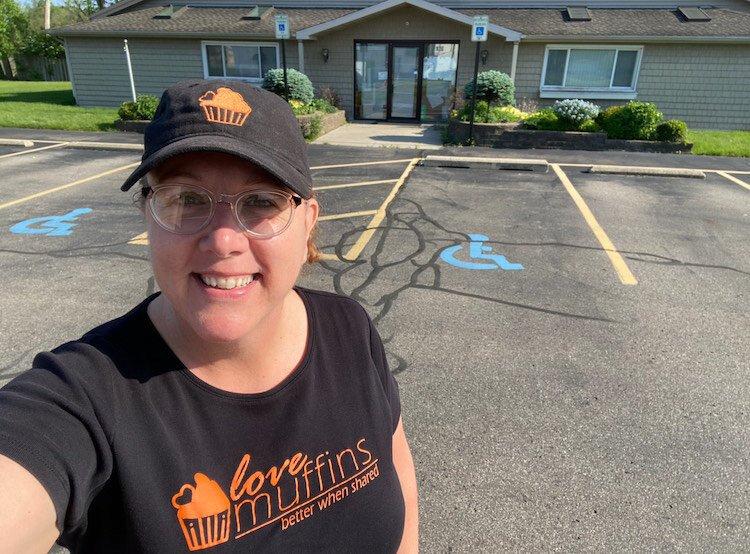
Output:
[172,473,231,551]
[199,87,252,126]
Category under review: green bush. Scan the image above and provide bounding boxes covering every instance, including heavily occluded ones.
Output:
[522,109,565,130]
[309,98,337,114]
[118,95,160,121]
[262,68,314,103]
[596,101,663,140]
[455,101,523,123]
[463,70,515,106]
[299,113,322,141]
[655,119,688,143]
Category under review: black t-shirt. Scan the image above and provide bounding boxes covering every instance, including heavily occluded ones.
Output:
[0,288,404,552]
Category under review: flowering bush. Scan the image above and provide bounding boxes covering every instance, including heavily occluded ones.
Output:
[552,99,600,127]
[453,101,525,123]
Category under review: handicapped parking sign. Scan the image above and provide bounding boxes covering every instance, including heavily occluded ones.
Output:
[441,234,523,270]
[10,208,92,236]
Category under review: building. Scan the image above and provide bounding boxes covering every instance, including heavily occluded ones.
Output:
[51,0,750,130]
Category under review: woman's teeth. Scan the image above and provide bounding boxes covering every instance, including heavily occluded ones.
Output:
[200,275,255,290]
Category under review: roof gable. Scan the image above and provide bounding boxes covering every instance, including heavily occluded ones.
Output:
[296,0,523,41]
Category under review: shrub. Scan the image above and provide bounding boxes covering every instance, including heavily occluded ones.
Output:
[288,98,337,116]
[309,98,337,114]
[596,101,663,140]
[523,109,562,130]
[118,95,160,121]
[299,113,323,141]
[655,119,688,143]
[262,68,314,103]
[454,101,523,123]
[463,70,515,106]
[552,99,600,128]
[317,85,341,108]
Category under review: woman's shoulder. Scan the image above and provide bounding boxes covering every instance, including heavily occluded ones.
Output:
[297,287,372,326]
[32,294,163,382]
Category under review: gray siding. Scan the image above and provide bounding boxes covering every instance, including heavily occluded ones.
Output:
[637,43,750,130]
[513,41,750,130]
[67,37,299,107]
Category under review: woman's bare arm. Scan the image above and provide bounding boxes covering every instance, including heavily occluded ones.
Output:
[0,454,59,553]
[393,418,418,553]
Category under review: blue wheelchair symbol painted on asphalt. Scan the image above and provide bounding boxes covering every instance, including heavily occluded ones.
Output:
[10,208,93,236]
[440,234,524,270]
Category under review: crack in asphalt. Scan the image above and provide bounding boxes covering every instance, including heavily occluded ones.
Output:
[318,197,623,374]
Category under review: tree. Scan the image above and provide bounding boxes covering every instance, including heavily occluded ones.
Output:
[0,0,28,59]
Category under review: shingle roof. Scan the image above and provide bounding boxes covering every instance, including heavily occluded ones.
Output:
[462,8,750,39]
[51,7,356,37]
[51,6,750,39]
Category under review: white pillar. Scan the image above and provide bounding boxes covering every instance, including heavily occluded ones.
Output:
[510,41,520,82]
[298,41,305,74]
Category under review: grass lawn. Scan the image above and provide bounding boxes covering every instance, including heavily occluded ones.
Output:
[0,81,119,132]
[687,130,750,158]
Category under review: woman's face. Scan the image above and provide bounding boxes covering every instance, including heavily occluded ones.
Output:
[145,151,319,345]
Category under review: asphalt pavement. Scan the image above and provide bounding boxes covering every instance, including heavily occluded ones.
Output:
[1,127,749,552]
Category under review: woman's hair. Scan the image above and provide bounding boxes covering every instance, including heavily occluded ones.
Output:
[137,174,321,265]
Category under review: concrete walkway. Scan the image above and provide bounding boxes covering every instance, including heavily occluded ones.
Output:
[313,121,443,150]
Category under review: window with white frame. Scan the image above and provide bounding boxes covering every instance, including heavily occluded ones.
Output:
[540,45,643,99]
[202,42,279,82]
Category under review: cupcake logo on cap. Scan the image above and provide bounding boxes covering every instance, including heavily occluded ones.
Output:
[172,473,231,551]
[198,87,252,126]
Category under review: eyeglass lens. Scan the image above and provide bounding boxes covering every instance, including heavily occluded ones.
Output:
[150,185,295,236]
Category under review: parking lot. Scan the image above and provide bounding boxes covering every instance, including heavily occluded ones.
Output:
[1,135,749,551]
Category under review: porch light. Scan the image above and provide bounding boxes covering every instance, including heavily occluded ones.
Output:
[480,49,489,65]
[321,48,330,63]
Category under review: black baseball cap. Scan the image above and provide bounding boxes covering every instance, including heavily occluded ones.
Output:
[120,79,313,198]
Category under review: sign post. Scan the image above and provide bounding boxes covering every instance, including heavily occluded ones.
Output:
[468,16,488,145]
[274,15,290,102]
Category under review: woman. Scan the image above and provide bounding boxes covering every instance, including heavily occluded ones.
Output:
[0,79,418,552]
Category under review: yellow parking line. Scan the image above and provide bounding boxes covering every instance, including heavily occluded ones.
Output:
[0,142,69,159]
[716,171,750,191]
[318,252,340,261]
[311,159,417,170]
[551,163,638,286]
[344,158,420,261]
[319,210,377,221]
[128,232,149,245]
[0,162,139,211]
[315,179,397,191]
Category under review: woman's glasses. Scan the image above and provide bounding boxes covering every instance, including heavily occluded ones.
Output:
[145,184,303,238]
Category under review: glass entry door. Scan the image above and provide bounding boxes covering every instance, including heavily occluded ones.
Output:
[354,43,388,120]
[355,41,459,122]
[390,45,420,119]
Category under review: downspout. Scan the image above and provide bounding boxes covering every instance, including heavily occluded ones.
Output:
[298,41,305,74]
[510,41,519,82]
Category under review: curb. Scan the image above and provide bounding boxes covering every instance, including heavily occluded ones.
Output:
[66,141,143,152]
[588,165,706,178]
[421,155,548,172]
[0,138,34,147]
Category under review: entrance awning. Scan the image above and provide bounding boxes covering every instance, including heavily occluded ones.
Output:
[295,0,523,42]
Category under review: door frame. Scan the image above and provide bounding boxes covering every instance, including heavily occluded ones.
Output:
[353,39,461,122]
[387,41,424,121]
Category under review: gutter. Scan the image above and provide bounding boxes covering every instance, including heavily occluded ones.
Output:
[523,35,750,43]
[49,30,279,40]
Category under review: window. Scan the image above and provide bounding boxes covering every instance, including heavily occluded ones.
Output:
[540,45,642,99]
[202,42,279,82]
